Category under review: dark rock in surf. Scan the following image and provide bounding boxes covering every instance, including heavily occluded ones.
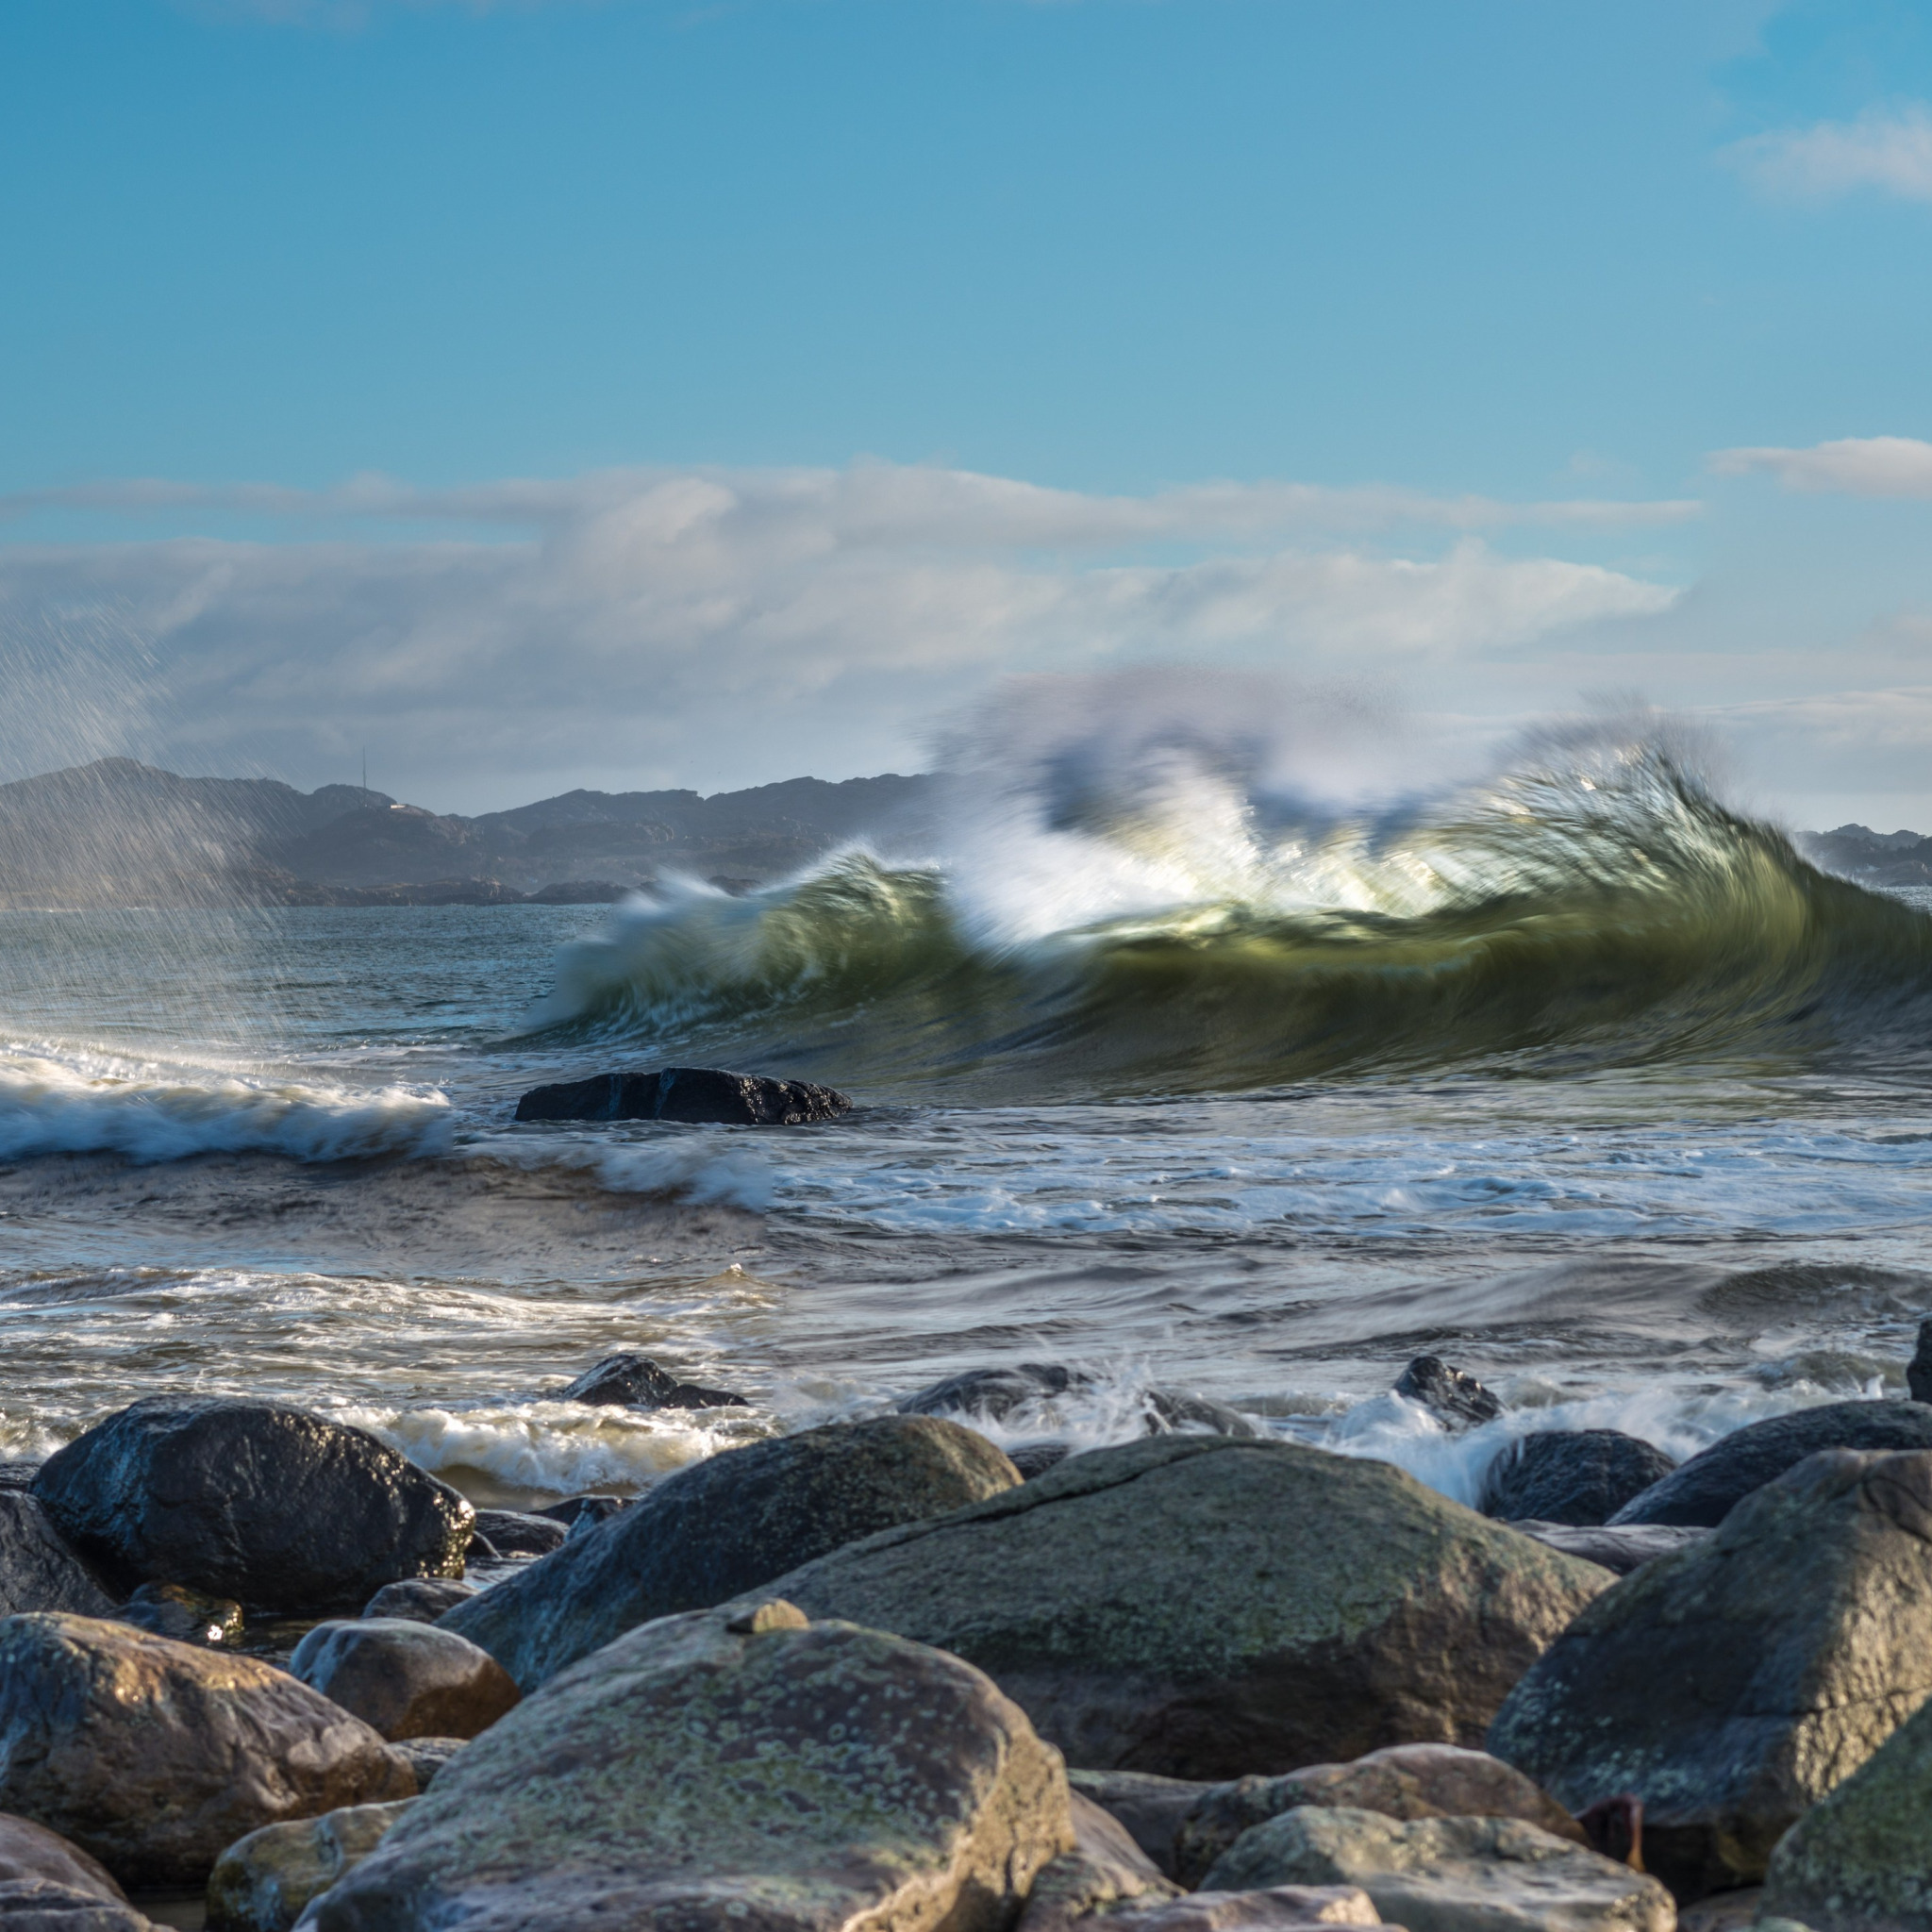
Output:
[1010,1443,1074,1479]
[113,1581,243,1648]
[1479,1430,1677,1526]
[1505,1521,1708,1576]
[898,1364,1258,1441]
[1908,1317,1932,1404]
[1490,1446,1932,1899]
[29,1397,474,1613]
[558,1352,748,1411]
[1607,1397,1932,1526]
[362,1577,475,1624]
[441,1416,1022,1690]
[535,1494,626,1529]
[467,1510,567,1557]
[1394,1357,1502,1430]
[513,1066,850,1126]
[0,1495,113,1620]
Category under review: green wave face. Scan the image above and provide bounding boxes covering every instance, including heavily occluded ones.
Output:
[522,739,1932,1099]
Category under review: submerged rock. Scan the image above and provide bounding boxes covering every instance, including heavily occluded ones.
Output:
[465,1511,566,1557]
[302,1601,1073,1932]
[442,1415,1020,1689]
[0,1495,113,1620]
[206,1800,412,1932]
[898,1363,1258,1441]
[1480,1431,1676,1526]
[289,1620,520,1741]
[771,1435,1610,1779]
[1504,1522,1708,1576]
[1490,1445,1932,1899]
[30,1398,473,1613]
[1201,1807,1674,1932]
[513,1066,850,1125]
[557,1352,748,1410]
[1393,1357,1502,1430]
[1607,1397,1932,1526]
[0,1613,414,1888]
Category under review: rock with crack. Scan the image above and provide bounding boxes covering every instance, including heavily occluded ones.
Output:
[766,1435,1611,1779]
[298,1599,1073,1932]
[289,1620,521,1741]
[207,1801,413,1932]
[1490,1445,1932,1899]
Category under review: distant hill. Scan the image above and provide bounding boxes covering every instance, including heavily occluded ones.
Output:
[0,758,939,908]
[1797,823,1932,890]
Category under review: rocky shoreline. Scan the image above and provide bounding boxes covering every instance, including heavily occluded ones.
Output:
[4,1348,1932,1931]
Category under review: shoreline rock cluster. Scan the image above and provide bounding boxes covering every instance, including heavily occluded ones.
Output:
[5,1349,1932,1929]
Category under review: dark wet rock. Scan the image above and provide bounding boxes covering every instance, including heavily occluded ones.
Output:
[0,1612,415,1888]
[1054,1887,1381,1930]
[1761,1684,1932,1929]
[0,1816,133,1917]
[0,1496,113,1620]
[1201,1807,1674,1931]
[1010,1442,1075,1479]
[532,1493,627,1527]
[1908,1317,1932,1405]
[206,1800,412,1932]
[303,1599,1072,1932]
[558,1352,748,1410]
[1016,1790,1181,1932]
[1607,1397,1932,1526]
[466,1511,566,1557]
[1170,1743,1587,1889]
[290,1619,521,1742]
[1479,1431,1677,1526]
[1393,1357,1502,1430]
[386,1739,464,1793]
[30,1398,473,1614]
[1506,1521,1709,1575]
[359,1578,475,1624]
[112,1582,242,1648]
[771,1435,1610,1780]
[513,1065,850,1126]
[0,1465,42,1494]
[1490,1445,1932,1900]
[442,1414,1020,1690]
[899,1364,1258,1441]
[1067,1772,1214,1880]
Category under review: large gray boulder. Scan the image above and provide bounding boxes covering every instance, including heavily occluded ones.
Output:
[441,1415,1020,1688]
[1759,1689,1932,1930]
[0,1497,112,1620]
[1490,1445,1932,1899]
[30,1399,473,1613]
[289,1621,519,1741]
[1200,1807,1674,1932]
[0,1614,415,1889]
[300,1599,1073,1932]
[1607,1398,1932,1526]
[769,1436,1611,1779]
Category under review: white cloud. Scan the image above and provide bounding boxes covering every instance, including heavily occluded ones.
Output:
[0,461,1682,808]
[1724,104,1932,205]
[1709,436,1932,497]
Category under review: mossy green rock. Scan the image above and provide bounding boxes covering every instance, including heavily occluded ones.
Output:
[301,1600,1073,1932]
[208,1801,412,1932]
[1761,1690,1932,1930]
[1489,1446,1932,1902]
[769,1436,1612,1780]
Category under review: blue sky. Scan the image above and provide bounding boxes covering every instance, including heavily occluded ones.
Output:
[4,0,1932,824]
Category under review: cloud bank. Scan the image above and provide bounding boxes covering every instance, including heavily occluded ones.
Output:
[1725,104,1932,205]
[1710,436,1932,497]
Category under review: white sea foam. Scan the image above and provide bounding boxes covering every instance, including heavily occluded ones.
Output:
[485,1129,774,1209]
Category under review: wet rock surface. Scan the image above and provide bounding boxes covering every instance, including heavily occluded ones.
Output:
[289,1620,521,1741]
[29,1399,472,1613]
[533,1493,626,1527]
[0,1497,113,1621]
[1393,1357,1501,1430]
[1490,1445,1932,1899]
[206,1801,411,1932]
[1607,1397,1932,1527]
[771,1436,1609,1779]
[897,1364,1257,1441]
[1504,1522,1708,1576]
[1480,1432,1676,1527]
[303,1600,1073,1932]
[358,1579,474,1624]
[464,1511,566,1557]
[442,1414,1021,1689]
[513,1066,850,1125]
[0,1613,414,1888]
[557,1352,748,1410]
[113,1583,243,1648]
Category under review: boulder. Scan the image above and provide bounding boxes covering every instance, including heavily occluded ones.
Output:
[388,1740,464,1792]
[1393,1358,1501,1430]
[1011,1444,1075,1479]
[1907,1317,1932,1405]
[206,1801,411,1932]
[0,1613,414,1888]
[1201,1807,1673,1932]
[0,1816,131,1910]
[30,1398,473,1612]
[113,1582,242,1647]
[301,1599,1073,1932]
[1479,1433,1676,1526]
[465,1511,566,1557]
[1064,1889,1383,1930]
[0,1883,154,1928]
[289,1620,520,1741]
[359,1578,474,1624]
[557,1353,747,1410]
[0,1467,41,1494]
[533,1493,626,1527]
[1068,1771,1215,1878]
[1015,1791,1181,1932]
[1170,1745,1587,1888]
[442,1415,1021,1689]
[1489,1446,1932,1899]
[1505,1523,1707,1576]
[0,1497,112,1620]
[770,1436,1610,1779]
[1607,1398,1932,1526]
[898,1364,1257,1441]
[513,1066,850,1126]
[1759,1688,1932,1930]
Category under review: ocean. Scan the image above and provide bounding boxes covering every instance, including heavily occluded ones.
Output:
[6,720,1932,1515]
